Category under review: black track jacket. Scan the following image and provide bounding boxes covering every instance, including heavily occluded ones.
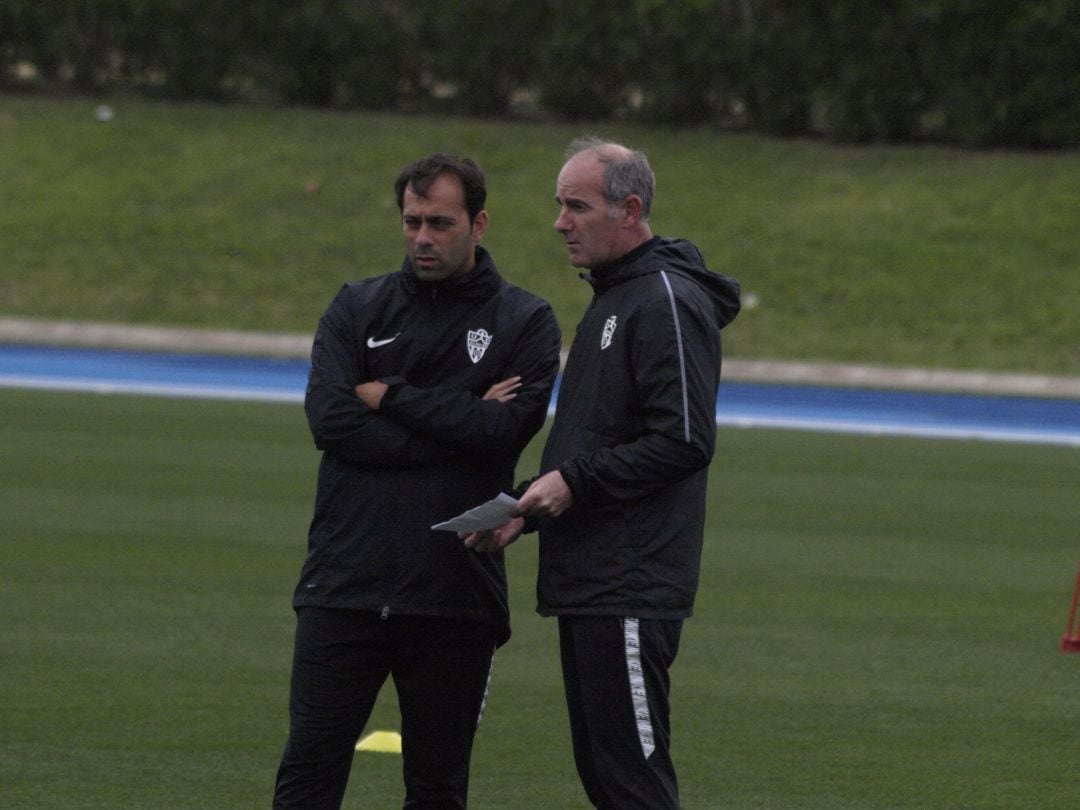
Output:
[295,246,561,644]
[536,237,740,619]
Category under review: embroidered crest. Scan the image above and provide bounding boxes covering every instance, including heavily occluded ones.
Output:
[601,315,617,350]
[467,329,493,363]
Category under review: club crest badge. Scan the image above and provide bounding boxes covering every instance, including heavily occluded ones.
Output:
[467,329,493,363]
[601,315,617,350]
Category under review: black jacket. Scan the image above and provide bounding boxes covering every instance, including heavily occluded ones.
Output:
[295,247,561,644]
[536,237,740,618]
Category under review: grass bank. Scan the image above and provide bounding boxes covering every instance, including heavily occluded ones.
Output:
[1,95,1078,375]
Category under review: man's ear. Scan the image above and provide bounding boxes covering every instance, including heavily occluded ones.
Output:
[621,195,644,225]
[472,209,489,241]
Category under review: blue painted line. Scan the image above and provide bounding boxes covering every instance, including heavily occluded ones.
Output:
[715,382,1080,446]
[0,345,307,402]
[2,345,1079,447]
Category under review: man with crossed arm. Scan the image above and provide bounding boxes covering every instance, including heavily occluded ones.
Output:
[275,153,561,809]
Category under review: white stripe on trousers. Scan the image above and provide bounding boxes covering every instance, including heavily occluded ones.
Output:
[623,617,656,759]
[476,649,495,726]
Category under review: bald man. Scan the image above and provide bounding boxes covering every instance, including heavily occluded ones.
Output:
[465,137,741,808]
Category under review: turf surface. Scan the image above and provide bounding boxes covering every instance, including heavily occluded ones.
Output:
[2,388,1078,808]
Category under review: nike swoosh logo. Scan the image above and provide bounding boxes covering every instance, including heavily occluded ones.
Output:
[366,334,400,348]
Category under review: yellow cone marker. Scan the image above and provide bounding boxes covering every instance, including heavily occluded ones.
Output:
[355,730,402,754]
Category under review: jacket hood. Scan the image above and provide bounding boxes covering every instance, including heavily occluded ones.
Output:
[590,237,741,329]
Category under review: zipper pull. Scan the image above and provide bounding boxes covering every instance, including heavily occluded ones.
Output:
[380,606,390,620]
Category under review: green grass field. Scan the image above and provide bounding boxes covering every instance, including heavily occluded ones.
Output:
[2,94,1080,375]
[3,387,1078,808]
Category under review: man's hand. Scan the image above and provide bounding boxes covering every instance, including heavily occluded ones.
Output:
[483,376,522,403]
[463,471,572,553]
[462,517,525,553]
[355,381,389,410]
[513,470,573,518]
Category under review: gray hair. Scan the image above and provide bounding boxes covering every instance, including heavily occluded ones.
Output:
[566,136,655,220]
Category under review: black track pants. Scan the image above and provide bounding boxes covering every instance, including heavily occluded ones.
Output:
[273,607,496,809]
[558,614,683,810]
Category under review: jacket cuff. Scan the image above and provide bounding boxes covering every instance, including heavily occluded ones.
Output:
[378,376,407,405]
[557,462,584,506]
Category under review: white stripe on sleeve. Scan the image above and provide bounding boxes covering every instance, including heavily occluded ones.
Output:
[659,271,691,443]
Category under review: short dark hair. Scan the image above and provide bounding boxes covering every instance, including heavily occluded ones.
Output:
[394,154,487,223]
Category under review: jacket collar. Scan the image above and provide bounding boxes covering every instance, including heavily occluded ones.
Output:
[581,236,662,292]
[400,245,502,300]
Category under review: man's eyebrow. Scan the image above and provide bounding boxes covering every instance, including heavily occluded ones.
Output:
[403,212,457,221]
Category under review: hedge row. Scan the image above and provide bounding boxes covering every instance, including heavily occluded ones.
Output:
[2,1,1078,147]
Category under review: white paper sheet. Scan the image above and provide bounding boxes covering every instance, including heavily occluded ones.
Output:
[430,492,519,533]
